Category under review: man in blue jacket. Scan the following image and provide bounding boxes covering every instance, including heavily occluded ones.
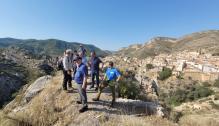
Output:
[74,56,88,113]
[92,61,121,107]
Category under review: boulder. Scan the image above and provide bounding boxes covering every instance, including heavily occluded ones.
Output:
[116,98,164,117]
[24,76,52,103]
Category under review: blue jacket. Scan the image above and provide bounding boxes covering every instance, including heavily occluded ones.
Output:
[74,63,88,84]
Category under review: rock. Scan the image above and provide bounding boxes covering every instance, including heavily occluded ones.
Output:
[24,76,52,103]
[116,98,164,117]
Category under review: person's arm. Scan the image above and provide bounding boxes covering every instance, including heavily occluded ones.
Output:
[116,75,121,82]
[63,57,67,71]
[82,66,88,90]
[99,59,104,70]
[115,69,121,82]
[103,74,107,81]
[82,76,87,90]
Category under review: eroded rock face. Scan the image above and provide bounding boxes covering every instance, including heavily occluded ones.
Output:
[116,98,164,117]
[24,76,52,103]
[0,75,24,107]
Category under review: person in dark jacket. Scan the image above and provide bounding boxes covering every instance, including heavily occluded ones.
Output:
[88,51,104,91]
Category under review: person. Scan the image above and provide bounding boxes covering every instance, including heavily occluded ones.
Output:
[88,51,104,91]
[62,49,73,90]
[78,44,87,57]
[73,50,79,58]
[74,56,88,113]
[57,56,64,71]
[92,61,121,107]
[72,50,79,80]
[151,76,159,96]
[79,51,87,65]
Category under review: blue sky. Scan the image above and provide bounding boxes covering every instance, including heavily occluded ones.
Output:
[0,0,219,50]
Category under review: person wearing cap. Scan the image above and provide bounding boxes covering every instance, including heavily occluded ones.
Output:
[78,44,87,57]
[88,51,104,91]
[74,56,88,113]
[62,49,73,90]
[92,61,121,107]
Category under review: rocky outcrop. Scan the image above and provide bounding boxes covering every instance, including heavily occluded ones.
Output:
[116,98,164,117]
[24,76,52,103]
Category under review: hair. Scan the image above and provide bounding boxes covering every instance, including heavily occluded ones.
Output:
[109,61,114,67]
[91,51,96,55]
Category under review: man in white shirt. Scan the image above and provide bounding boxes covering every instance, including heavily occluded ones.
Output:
[62,49,73,90]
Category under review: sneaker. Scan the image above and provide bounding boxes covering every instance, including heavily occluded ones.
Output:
[79,106,88,113]
[76,101,82,104]
[89,85,94,89]
[92,98,99,101]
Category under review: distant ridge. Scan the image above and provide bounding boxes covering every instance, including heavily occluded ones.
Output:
[117,30,219,59]
[0,38,110,57]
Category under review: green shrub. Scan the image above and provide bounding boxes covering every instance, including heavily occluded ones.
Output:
[162,85,213,107]
[118,80,141,99]
[202,82,211,87]
[214,79,219,88]
[158,67,172,80]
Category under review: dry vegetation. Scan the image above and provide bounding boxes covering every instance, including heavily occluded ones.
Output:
[1,72,219,126]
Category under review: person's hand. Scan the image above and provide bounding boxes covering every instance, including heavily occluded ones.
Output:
[67,70,71,75]
[82,83,87,90]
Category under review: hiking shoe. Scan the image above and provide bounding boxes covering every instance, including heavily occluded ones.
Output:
[68,87,74,90]
[110,101,115,108]
[92,98,99,101]
[76,101,82,104]
[79,106,88,113]
[95,87,98,91]
[89,85,94,89]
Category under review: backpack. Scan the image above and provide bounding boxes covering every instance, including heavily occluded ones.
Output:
[57,60,64,70]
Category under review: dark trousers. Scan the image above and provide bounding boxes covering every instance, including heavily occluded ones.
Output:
[91,71,100,87]
[63,70,72,90]
[77,84,88,107]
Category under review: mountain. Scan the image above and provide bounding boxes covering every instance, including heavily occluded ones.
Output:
[0,47,55,108]
[0,38,110,57]
[117,30,219,59]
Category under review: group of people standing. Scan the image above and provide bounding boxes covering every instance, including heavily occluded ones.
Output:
[57,45,121,113]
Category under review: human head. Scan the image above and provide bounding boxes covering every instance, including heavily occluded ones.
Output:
[108,61,114,68]
[66,49,72,56]
[74,50,77,54]
[91,51,96,57]
[74,56,82,65]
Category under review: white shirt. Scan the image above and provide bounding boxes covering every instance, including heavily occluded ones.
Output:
[63,55,73,71]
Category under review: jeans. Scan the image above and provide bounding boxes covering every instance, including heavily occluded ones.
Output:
[91,71,100,87]
[77,84,88,107]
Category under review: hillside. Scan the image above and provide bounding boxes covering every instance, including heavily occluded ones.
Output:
[0,38,109,57]
[117,30,219,59]
[0,72,176,126]
[0,47,55,108]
